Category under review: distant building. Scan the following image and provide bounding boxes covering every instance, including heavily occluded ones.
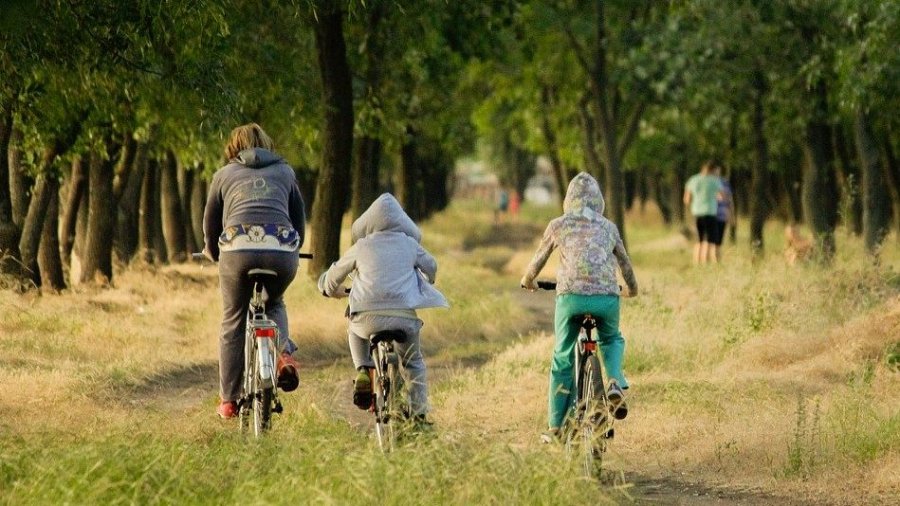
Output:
[524,156,559,206]
[453,159,499,201]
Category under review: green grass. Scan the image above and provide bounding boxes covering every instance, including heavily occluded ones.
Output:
[0,410,613,506]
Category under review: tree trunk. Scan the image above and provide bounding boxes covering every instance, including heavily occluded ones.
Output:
[160,150,187,262]
[652,171,671,224]
[151,159,169,263]
[749,71,771,255]
[854,110,890,255]
[577,100,603,192]
[801,83,839,264]
[308,5,354,277]
[780,164,804,224]
[0,100,20,274]
[80,144,118,284]
[418,139,451,219]
[115,140,148,262]
[670,148,687,230]
[541,86,573,205]
[350,1,386,221]
[18,171,58,286]
[111,132,136,202]
[880,133,900,242]
[833,124,863,235]
[137,158,156,264]
[190,170,206,252]
[397,126,422,221]
[59,156,86,266]
[351,136,382,221]
[8,127,30,228]
[37,189,65,292]
[179,162,199,253]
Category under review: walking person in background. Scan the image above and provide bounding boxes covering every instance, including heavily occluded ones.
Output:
[520,172,638,443]
[494,187,509,225]
[318,193,449,426]
[712,164,734,262]
[203,123,305,419]
[683,160,724,264]
[508,189,521,221]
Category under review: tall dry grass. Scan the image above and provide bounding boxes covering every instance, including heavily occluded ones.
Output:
[1,198,898,505]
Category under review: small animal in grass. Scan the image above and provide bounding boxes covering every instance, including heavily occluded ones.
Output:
[784,224,813,266]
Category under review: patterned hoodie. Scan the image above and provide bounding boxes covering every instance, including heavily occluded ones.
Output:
[318,193,449,314]
[522,172,638,296]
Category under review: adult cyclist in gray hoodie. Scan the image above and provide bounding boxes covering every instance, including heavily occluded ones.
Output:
[203,123,305,419]
[318,193,448,422]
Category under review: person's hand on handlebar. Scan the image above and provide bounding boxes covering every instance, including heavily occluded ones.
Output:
[520,275,537,291]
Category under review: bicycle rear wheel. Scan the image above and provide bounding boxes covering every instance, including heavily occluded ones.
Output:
[253,387,273,436]
[578,354,607,478]
[384,353,407,445]
[373,348,393,452]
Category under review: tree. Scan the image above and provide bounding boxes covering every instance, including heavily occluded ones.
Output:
[307,2,355,277]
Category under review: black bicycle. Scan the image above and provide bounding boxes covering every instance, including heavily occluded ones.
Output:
[534,280,615,478]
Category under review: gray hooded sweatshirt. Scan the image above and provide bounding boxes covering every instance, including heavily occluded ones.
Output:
[522,172,638,296]
[318,193,449,314]
[203,148,305,260]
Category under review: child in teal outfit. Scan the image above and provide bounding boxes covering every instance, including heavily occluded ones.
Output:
[521,172,638,441]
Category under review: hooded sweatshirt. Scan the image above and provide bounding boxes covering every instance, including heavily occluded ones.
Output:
[203,148,306,260]
[522,172,638,296]
[318,193,449,314]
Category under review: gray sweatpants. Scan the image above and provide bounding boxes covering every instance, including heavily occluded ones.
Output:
[218,250,298,402]
[348,314,429,416]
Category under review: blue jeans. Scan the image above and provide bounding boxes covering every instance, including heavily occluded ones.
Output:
[548,293,628,429]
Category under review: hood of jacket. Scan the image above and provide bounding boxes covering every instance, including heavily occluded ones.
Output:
[563,172,605,220]
[351,193,422,243]
[234,148,283,168]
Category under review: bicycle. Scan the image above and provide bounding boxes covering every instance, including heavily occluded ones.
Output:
[194,251,312,438]
[326,286,411,452]
[532,280,616,478]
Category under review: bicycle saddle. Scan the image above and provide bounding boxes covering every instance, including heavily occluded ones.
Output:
[247,268,278,278]
[370,330,408,345]
[571,314,597,329]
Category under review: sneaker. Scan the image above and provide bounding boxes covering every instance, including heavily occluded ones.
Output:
[353,368,373,410]
[277,352,300,392]
[411,414,434,429]
[540,428,561,444]
[217,400,237,419]
[607,381,628,420]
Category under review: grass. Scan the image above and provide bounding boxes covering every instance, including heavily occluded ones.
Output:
[1,199,899,504]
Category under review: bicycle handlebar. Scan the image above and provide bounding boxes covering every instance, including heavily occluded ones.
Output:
[528,280,627,295]
[191,252,314,262]
[536,280,556,290]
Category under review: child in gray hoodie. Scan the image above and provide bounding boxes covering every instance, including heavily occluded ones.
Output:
[318,193,448,420]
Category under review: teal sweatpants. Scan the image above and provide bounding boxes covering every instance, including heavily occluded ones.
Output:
[548,293,628,429]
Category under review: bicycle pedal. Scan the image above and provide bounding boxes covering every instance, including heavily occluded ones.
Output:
[273,401,283,414]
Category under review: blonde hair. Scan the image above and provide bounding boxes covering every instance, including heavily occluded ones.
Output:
[224,123,274,160]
